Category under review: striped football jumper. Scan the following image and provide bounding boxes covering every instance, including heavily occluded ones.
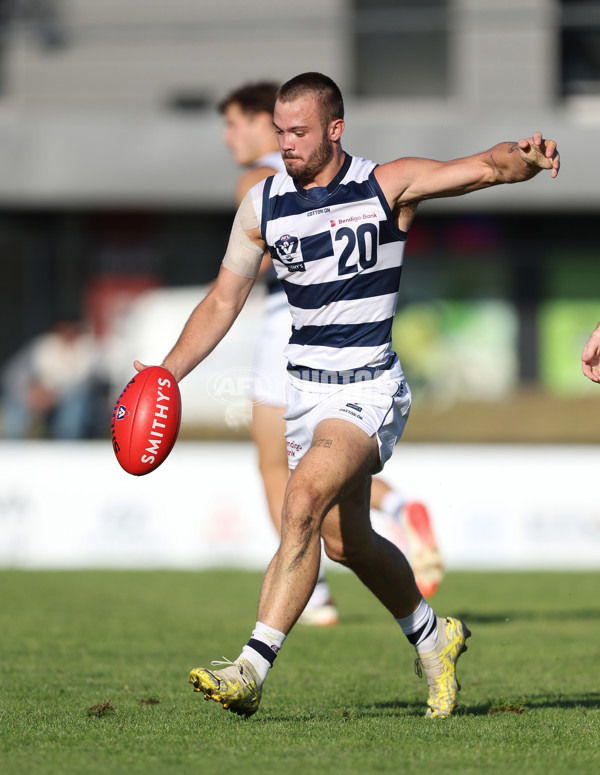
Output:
[249,154,408,374]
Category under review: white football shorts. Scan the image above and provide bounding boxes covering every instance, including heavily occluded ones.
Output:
[283,357,412,474]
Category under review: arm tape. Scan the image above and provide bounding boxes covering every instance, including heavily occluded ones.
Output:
[222,193,264,279]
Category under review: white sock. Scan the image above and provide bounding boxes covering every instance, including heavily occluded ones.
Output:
[380,489,407,519]
[241,621,286,683]
[395,598,438,653]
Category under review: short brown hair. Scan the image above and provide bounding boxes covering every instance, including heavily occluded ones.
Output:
[218,82,280,117]
[277,72,344,127]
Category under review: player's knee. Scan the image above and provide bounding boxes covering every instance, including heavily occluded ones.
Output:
[283,477,329,518]
[281,482,328,541]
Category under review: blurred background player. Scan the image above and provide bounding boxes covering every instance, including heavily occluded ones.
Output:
[1,320,98,440]
[582,321,600,383]
[219,82,443,622]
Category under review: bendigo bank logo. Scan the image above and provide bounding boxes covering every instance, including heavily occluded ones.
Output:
[274,232,305,272]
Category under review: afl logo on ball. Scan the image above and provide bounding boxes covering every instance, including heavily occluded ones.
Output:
[116,405,128,420]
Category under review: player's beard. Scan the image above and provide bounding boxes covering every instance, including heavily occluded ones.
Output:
[284,130,332,182]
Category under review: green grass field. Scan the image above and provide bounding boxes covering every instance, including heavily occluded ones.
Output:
[1,569,599,774]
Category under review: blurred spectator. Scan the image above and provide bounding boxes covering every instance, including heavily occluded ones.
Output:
[1,320,98,439]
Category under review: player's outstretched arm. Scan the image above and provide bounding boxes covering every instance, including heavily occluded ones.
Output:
[376,131,560,208]
[134,266,255,382]
[582,322,600,383]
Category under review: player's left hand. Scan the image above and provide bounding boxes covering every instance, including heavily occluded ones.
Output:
[518,132,560,178]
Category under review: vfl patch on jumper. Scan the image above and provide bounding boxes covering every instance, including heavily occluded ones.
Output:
[116,405,128,420]
[274,232,305,272]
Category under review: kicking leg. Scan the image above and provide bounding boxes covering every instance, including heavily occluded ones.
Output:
[252,401,338,625]
[190,417,375,715]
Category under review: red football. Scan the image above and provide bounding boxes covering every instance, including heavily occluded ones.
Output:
[111,366,182,476]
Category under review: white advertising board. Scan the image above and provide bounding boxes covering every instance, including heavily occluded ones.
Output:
[0,441,599,570]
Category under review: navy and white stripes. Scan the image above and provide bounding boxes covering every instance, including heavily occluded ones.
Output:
[250,154,407,373]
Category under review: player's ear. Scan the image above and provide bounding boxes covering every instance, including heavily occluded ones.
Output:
[329,118,344,142]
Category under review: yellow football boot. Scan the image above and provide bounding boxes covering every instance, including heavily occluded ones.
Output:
[415,616,471,718]
[189,657,261,717]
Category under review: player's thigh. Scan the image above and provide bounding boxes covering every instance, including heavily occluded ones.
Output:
[285,417,379,518]
[251,402,287,468]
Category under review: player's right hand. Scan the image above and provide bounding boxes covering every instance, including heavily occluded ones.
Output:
[582,324,600,383]
[517,132,560,178]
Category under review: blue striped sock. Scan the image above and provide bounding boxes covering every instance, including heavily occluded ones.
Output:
[240,622,287,683]
[396,598,438,653]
